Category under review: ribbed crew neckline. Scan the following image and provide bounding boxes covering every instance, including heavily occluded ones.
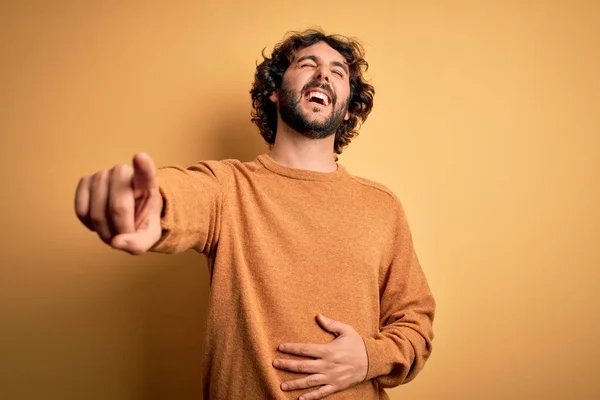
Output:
[256,153,347,182]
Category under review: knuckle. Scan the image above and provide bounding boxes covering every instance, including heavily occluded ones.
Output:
[89,215,110,238]
[109,201,128,217]
[111,163,126,173]
[92,169,108,183]
[96,231,111,244]
[306,377,319,387]
[300,346,309,356]
[111,164,132,179]
[89,212,104,228]
[76,175,90,190]
[74,203,87,220]
[297,362,307,373]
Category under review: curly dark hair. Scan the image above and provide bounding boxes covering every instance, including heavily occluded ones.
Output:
[250,29,375,156]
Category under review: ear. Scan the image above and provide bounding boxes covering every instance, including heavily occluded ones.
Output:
[269,90,278,103]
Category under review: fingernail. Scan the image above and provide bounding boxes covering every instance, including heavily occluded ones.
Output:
[281,383,288,390]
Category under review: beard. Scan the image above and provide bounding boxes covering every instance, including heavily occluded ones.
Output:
[277,81,348,140]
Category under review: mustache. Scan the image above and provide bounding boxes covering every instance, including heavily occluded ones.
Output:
[301,81,336,104]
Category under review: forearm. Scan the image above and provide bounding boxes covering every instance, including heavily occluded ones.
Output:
[149,163,224,254]
[362,299,435,387]
[366,196,436,387]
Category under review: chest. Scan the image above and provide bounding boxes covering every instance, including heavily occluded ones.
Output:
[227,186,390,290]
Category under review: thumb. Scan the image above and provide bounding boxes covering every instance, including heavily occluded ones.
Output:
[111,228,160,255]
[316,314,349,337]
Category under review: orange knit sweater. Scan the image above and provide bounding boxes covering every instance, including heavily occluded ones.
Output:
[151,154,435,399]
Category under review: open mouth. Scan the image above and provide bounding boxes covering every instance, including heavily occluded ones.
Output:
[304,90,331,106]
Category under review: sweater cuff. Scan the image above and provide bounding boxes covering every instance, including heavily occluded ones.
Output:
[361,335,414,382]
[362,336,389,381]
[148,182,181,254]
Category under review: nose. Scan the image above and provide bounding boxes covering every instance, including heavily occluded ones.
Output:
[314,66,330,82]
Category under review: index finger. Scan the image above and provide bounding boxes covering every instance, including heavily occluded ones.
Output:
[278,343,327,359]
[132,152,158,194]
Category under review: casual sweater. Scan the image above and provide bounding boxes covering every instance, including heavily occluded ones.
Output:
[151,153,435,399]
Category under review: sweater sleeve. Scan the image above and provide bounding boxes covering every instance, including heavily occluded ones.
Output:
[149,161,225,255]
[362,198,435,387]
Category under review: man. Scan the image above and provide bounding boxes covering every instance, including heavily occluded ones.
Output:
[74,29,435,399]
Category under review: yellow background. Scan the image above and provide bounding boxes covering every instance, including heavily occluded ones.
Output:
[1,1,599,399]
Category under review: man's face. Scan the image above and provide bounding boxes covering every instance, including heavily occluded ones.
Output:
[270,41,351,139]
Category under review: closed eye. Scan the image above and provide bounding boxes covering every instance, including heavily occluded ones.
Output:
[332,70,344,78]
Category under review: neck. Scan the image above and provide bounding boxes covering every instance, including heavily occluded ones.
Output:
[268,122,337,173]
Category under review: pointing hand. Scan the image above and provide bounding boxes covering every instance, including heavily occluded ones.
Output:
[74,153,163,255]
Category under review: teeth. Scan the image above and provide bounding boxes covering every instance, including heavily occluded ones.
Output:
[307,91,330,106]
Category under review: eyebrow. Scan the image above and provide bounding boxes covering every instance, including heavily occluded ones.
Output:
[296,54,349,75]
